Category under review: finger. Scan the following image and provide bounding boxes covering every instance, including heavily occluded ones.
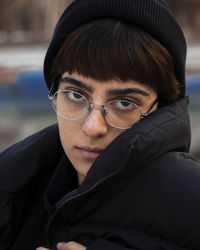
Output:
[36,248,50,250]
[57,241,86,250]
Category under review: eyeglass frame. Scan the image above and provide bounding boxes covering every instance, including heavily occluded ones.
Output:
[48,86,158,130]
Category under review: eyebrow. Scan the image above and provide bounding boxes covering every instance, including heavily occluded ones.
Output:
[107,88,150,97]
[60,76,150,97]
[60,77,93,93]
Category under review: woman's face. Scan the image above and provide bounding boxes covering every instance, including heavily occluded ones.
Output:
[57,72,158,184]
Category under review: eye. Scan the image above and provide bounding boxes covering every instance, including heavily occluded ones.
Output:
[111,99,137,111]
[66,90,86,103]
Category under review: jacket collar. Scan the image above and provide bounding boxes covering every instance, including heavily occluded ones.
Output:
[46,97,191,215]
[44,153,78,214]
[44,97,191,214]
[83,97,191,185]
[35,97,191,213]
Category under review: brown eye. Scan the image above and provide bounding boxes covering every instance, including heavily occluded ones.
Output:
[67,90,85,102]
[110,99,137,111]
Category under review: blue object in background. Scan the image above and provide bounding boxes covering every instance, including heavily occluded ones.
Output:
[186,74,200,106]
[0,85,15,102]
[16,68,48,99]
[14,68,52,113]
[186,74,200,95]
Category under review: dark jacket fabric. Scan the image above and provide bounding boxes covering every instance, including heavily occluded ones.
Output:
[1,97,200,250]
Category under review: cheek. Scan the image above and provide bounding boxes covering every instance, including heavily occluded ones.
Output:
[57,117,79,153]
[57,116,127,178]
[57,117,93,177]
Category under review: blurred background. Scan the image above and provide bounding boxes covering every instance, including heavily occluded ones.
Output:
[0,0,200,159]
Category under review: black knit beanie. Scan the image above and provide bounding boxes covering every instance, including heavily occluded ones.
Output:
[44,0,187,97]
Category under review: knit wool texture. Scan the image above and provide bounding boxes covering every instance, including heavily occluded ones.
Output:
[44,0,187,97]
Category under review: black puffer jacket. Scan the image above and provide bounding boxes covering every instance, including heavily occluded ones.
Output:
[0,97,200,250]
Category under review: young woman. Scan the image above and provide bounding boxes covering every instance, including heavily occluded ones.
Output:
[1,1,200,250]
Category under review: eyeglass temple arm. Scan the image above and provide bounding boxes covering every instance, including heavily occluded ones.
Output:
[48,76,61,99]
[141,98,158,117]
[48,82,55,99]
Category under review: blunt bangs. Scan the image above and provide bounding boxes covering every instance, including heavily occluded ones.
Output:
[51,19,180,105]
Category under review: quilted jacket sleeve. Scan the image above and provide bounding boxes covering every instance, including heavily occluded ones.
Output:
[85,230,186,250]
[0,197,15,250]
[87,239,136,250]
[0,194,24,250]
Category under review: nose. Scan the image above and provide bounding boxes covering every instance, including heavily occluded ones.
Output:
[82,107,108,137]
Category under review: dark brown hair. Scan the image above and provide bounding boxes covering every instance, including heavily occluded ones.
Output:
[51,19,180,106]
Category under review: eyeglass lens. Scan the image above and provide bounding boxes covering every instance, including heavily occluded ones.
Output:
[52,90,141,129]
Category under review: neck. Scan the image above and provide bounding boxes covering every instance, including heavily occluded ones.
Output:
[78,173,85,186]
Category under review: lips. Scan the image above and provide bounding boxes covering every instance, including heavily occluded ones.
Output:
[77,146,104,160]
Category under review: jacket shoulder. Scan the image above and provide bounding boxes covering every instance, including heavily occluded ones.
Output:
[0,124,62,193]
[1,123,59,156]
[152,151,200,177]
[146,151,200,191]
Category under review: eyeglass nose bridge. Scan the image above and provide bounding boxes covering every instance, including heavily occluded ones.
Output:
[88,103,108,116]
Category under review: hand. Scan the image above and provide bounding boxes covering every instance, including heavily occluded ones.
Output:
[36,241,86,250]
[57,242,86,250]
